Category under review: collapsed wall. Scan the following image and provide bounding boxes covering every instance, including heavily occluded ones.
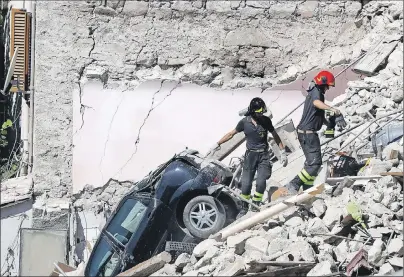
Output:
[33,0,402,204]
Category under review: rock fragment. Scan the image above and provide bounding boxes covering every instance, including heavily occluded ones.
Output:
[226,231,252,255]
[378,263,395,275]
[245,236,268,254]
[311,199,327,217]
[193,239,219,258]
[368,239,386,266]
[387,238,404,256]
[307,261,334,276]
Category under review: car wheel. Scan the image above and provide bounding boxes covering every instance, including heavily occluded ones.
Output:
[183,195,226,239]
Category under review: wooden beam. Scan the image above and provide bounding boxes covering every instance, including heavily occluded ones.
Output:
[380,171,404,177]
[116,252,171,277]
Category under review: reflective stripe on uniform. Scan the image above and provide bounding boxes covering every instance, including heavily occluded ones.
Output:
[324,129,335,135]
[298,169,316,185]
[252,191,263,201]
[240,194,251,200]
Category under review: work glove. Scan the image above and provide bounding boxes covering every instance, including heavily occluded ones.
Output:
[331,108,341,116]
[346,201,367,230]
[280,149,288,167]
[335,114,347,129]
[206,143,221,156]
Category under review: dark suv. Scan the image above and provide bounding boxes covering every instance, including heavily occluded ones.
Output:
[84,149,240,277]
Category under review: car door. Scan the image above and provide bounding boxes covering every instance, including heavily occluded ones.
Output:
[128,196,173,264]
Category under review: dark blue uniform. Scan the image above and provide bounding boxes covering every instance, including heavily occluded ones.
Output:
[236,116,274,201]
[288,85,326,191]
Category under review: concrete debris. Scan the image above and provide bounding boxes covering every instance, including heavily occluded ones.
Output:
[175,253,191,270]
[368,239,386,267]
[311,199,327,217]
[378,263,396,275]
[244,236,268,254]
[1,176,33,206]
[226,231,252,255]
[306,261,334,277]
[388,256,404,268]
[387,238,404,256]
[192,239,220,258]
[322,207,343,229]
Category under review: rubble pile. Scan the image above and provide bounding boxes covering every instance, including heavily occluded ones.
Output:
[71,179,134,213]
[157,174,403,276]
[150,2,404,275]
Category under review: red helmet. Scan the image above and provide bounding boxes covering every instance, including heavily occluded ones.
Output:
[313,70,335,87]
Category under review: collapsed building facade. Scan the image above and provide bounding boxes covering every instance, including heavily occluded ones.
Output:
[0,0,403,276]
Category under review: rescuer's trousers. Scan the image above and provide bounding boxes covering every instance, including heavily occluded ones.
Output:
[288,132,322,192]
[240,149,271,202]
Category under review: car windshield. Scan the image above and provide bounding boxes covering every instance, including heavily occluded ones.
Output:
[106,198,148,243]
[88,198,148,276]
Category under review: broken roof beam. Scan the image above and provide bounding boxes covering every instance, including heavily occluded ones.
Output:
[116,251,171,277]
[353,35,402,76]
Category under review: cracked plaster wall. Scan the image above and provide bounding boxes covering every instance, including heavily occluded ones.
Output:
[73,80,309,193]
[35,0,389,199]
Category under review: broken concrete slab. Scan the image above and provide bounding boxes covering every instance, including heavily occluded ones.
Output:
[311,199,327,217]
[284,216,305,228]
[264,226,288,242]
[322,207,343,229]
[368,202,393,217]
[334,241,349,263]
[193,239,219,258]
[368,239,386,266]
[245,236,268,254]
[267,238,292,257]
[1,176,33,206]
[286,240,317,262]
[306,260,334,276]
[226,231,252,255]
[306,217,330,235]
[175,253,191,270]
[353,38,400,76]
[387,238,404,256]
[216,256,245,276]
[388,256,404,268]
[193,246,220,270]
[379,263,396,275]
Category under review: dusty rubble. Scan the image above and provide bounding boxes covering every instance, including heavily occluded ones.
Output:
[158,172,403,276]
[149,2,404,276]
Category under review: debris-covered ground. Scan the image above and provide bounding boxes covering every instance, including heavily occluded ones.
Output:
[148,2,404,275]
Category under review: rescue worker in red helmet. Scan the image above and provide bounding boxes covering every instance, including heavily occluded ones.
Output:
[214,97,288,218]
[282,70,346,194]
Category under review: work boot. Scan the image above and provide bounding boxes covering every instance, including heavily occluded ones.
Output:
[251,200,261,212]
[236,201,249,219]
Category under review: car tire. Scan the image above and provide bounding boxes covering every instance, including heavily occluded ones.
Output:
[183,195,226,239]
